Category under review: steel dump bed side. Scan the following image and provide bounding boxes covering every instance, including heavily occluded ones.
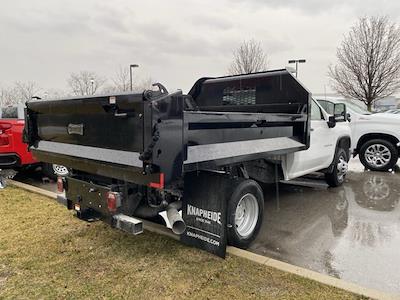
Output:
[25,69,310,189]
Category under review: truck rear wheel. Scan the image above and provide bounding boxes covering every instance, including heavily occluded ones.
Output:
[41,163,57,180]
[359,139,398,171]
[325,148,348,187]
[41,163,70,180]
[227,179,264,249]
[52,164,70,177]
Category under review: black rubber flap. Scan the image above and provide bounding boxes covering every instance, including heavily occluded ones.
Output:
[181,171,232,258]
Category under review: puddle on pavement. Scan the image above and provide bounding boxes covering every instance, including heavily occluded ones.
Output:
[250,161,400,294]
[12,169,58,193]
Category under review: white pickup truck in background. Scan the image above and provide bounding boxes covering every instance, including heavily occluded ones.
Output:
[317,97,400,171]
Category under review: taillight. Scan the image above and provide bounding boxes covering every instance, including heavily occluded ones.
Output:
[57,177,64,193]
[0,123,12,134]
[149,173,165,189]
[107,192,121,213]
[0,123,11,145]
[0,134,9,146]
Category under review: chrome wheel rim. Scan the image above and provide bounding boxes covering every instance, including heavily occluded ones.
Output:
[365,144,391,168]
[337,155,348,182]
[52,164,69,176]
[235,193,259,238]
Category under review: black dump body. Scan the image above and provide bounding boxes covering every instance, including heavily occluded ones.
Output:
[25,69,310,190]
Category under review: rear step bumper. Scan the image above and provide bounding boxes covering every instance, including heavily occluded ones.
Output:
[56,194,143,235]
[113,214,143,235]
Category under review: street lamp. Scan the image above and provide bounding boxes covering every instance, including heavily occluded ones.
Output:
[130,64,139,91]
[90,79,94,95]
[288,59,306,78]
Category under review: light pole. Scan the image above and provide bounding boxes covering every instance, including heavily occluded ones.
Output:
[130,64,139,91]
[90,79,94,95]
[288,59,306,78]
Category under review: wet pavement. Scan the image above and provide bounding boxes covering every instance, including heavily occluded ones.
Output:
[250,159,400,294]
[9,159,400,294]
[12,168,58,193]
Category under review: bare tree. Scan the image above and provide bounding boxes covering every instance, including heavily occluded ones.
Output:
[44,88,68,100]
[102,66,132,93]
[0,82,41,106]
[112,66,131,92]
[15,81,41,101]
[329,16,400,111]
[103,72,155,94]
[0,86,18,106]
[67,71,106,96]
[134,77,155,92]
[228,39,268,75]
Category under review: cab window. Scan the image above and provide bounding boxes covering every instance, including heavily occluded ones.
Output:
[318,100,334,115]
[0,107,18,119]
[311,100,324,120]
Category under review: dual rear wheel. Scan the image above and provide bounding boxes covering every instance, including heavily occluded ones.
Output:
[223,147,351,249]
[227,180,264,249]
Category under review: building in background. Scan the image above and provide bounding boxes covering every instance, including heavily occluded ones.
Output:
[313,93,400,112]
[372,96,400,112]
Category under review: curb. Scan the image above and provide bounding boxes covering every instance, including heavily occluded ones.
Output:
[8,179,400,300]
[227,247,399,300]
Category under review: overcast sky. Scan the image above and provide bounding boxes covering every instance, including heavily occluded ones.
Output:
[1,0,400,95]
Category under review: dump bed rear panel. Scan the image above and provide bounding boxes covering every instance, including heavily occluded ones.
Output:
[27,94,144,152]
[26,91,185,188]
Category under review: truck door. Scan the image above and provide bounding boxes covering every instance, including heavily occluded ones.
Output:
[285,100,335,179]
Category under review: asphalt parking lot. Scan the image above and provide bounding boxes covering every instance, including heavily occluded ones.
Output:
[10,159,400,294]
[251,159,400,294]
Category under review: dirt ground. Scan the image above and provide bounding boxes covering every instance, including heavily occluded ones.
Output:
[0,187,364,299]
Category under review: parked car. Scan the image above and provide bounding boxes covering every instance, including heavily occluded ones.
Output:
[25,70,350,254]
[1,105,36,168]
[0,104,69,178]
[317,98,400,171]
[381,109,400,114]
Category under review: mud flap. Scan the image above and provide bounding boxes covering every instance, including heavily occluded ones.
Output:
[181,171,233,258]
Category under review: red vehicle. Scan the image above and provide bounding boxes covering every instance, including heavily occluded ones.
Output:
[0,105,36,168]
[0,105,69,178]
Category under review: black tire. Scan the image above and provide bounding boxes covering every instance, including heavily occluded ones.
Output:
[359,139,398,171]
[227,179,264,249]
[325,148,348,187]
[41,163,57,180]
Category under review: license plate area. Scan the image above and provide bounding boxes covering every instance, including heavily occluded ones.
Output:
[66,177,111,216]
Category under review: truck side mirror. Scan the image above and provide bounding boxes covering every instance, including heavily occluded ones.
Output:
[328,115,336,128]
[333,103,347,122]
[346,112,351,122]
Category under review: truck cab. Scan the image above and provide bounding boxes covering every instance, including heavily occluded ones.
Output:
[285,98,351,187]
